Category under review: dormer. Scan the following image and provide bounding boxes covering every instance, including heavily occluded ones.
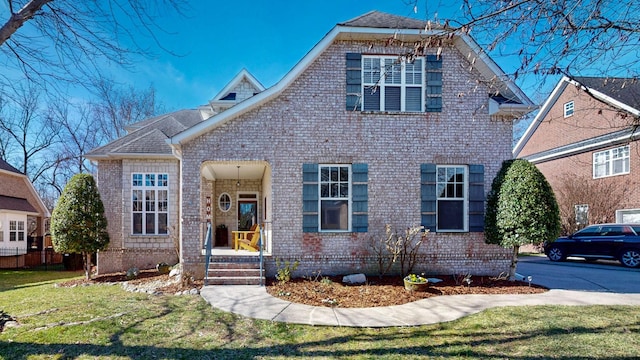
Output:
[199,69,265,119]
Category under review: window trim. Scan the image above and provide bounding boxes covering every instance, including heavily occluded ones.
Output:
[564,101,574,117]
[131,173,169,235]
[436,165,469,232]
[593,145,630,179]
[218,193,232,212]
[318,164,352,232]
[361,55,425,113]
[9,220,25,242]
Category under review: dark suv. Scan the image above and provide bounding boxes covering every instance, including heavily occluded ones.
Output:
[544,224,640,268]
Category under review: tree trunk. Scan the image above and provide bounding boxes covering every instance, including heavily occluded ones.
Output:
[508,245,520,281]
[83,252,92,280]
[0,0,53,46]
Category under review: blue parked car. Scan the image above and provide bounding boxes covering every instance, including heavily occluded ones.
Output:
[544,223,640,268]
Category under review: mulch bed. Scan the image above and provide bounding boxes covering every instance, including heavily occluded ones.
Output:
[266,275,548,308]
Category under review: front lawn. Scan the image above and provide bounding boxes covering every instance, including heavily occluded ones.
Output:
[1,267,639,359]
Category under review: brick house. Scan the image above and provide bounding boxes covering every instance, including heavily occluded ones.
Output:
[86,11,534,280]
[0,158,51,268]
[514,76,640,231]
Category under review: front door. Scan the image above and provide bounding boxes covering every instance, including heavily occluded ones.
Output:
[238,200,257,231]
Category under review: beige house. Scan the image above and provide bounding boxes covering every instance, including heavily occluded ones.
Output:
[0,159,51,268]
[86,11,534,282]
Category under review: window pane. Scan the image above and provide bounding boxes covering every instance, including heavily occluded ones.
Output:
[385,86,401,111]
[158,174,168,187]
[321,167,330,181]
[438,200,464,230]
[406,87,422,111]
[405,59,422,85]
[158,190,168,212]
[330,167,338,181]
[146,213,155,234]
[340,167,348,182]
[146,191,155,211]
[340,183,348,197]
[331,183,339,197]
[321,200,348,230]
[384,59,401,84]
[145,174,155,186]
[133,174,143,186]
[363,58,380,84]
[133,213,143,234]
[158,213,168,234]
[132,190,143,211]
[363,89,380,111]
[320,183,329,197]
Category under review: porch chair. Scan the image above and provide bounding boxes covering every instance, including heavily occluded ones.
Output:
[232,224,261,252]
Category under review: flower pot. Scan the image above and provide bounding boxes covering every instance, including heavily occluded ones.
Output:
[404,278,429,292]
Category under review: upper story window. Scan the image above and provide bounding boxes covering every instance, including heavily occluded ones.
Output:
[593,145,629,178]
[319,165,351,231]
[436,165,468,232]
[346,53,442,113]
[564,101,574,117]
[132,173,168,235]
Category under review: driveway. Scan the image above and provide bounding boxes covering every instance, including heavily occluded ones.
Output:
[517,255,640,293]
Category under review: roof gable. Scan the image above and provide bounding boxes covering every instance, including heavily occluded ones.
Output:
[514,76,640,158]
[169,11,534,146]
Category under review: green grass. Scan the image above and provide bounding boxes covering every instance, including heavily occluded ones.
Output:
[1,268,639,359]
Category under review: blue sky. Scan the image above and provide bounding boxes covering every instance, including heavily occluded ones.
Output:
[115,1,472,111]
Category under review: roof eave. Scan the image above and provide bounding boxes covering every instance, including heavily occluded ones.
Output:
[513,76,571,157]
[169,24,532,145]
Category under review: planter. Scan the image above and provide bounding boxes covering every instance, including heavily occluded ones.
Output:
[403,277,429,292]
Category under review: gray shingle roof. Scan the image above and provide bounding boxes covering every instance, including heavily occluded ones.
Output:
[0,195,37,213]
[0,158,22,174]
[85,109,203,158]
[340,10,432,30]
[574,77,640,110]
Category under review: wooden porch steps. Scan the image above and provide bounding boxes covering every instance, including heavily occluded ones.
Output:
[205,260,264,285]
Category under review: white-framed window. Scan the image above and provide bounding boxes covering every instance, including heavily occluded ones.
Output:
[319,165,351,231]
[132,173,168,235]
[362,56,424,112]
[9,220,25,241]
[593,145,630,178]
[436,165,468,232]
[218,193,231,212]
[564,101,574,117]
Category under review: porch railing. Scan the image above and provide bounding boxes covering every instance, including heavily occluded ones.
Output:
[204,222,212,283]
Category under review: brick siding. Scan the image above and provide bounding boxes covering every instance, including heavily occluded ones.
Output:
[176,40,514,278]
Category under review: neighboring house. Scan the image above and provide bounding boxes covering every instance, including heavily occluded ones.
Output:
[514,76,640,228]
[0,158,51,268]
[85,11,534,279]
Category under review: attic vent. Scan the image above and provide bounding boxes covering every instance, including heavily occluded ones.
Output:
[221,93,236,101]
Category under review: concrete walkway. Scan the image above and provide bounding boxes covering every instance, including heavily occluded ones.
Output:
[200,285,640,327]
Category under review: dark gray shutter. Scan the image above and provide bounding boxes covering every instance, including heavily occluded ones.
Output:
[351,163,368,232]
[426,55,442,113]
[420,164,437,232]
[346,53,362,111]
[302,163,319,232]
[468,164,485,232]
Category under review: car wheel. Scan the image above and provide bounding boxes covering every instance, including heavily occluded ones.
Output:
[547,246,566,262]
[619,248,640,268]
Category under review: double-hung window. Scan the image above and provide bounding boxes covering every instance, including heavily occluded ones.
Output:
[319,165,350,231]
[362,56,424,112]
[436,165,467,231]
[9,220,25,241]
[593,145,629,178]
[132,173,168,235]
